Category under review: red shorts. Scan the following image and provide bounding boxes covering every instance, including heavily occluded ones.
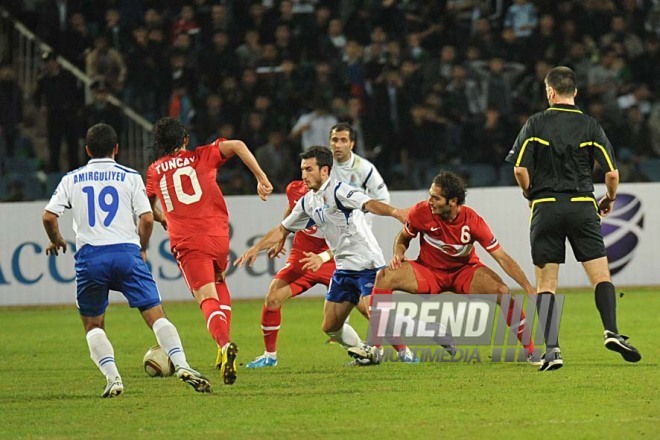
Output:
[409,260,485,294]
[274,250,335,297]
[172,236,229,292]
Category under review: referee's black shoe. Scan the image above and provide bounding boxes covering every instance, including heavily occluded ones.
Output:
[604,331,642,362]
[538,348,563,372]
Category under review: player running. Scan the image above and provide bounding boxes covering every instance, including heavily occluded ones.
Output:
[145,117,272,385]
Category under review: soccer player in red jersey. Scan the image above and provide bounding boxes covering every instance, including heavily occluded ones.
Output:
[145,117,272,385]
[246,180,337,368]
[370,171,538,361]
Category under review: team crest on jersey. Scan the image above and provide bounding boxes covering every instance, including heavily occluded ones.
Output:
[303,224,319,235]
[423,234,473,257]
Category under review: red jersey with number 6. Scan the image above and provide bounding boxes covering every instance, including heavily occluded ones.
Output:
[146,139,230,246]
[286,180,328,253]
[405,201,500,270]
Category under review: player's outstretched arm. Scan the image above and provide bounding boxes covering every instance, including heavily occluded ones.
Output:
[42,210,67,256]
[362,200,408,224]
[219,140,273,201]
[235,225,291,268]
[489,247,535,295]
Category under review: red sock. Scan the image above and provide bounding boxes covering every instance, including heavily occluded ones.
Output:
[216,282,232,339]
[506,301,535,355]
[369,287,395,349]
[200,298,229,348]
[261,305,281,353]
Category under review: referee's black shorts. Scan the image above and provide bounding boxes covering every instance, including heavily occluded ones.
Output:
[529,195,606,266]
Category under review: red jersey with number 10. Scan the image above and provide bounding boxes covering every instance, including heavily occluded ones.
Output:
[405,201,500,270]
[286,180,328,253]
[146,140,230,246]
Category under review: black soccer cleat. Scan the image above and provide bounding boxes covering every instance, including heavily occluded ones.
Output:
[538,348,563,372]
[604,331,642,363]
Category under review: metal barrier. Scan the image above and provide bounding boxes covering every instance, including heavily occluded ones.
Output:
[0,7,153,174]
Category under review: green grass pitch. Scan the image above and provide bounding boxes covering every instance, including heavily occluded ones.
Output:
[1,289,658,439]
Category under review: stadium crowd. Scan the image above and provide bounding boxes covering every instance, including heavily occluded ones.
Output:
[1,0,659,200]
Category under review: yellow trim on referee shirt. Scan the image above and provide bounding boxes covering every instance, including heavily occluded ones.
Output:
[579,141,615,171]
[548,107,583,114]
[515,137,550,166]
[529,197,556,225]
[571,196,600,216]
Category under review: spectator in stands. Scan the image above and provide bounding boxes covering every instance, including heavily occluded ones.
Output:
[33,52,82,171]
[82,80,122,136]
[290,97,338,150]
[60,11,93,70]
[86,34,127,94]
[255,128,295,193]
[199,30,239,91]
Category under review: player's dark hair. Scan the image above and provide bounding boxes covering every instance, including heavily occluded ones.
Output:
[153,117,187,157]
[433,171,467,205]
[330,122,355,142]
[86,123,117,158]
[300,146,333,172]
[545,66,576,96]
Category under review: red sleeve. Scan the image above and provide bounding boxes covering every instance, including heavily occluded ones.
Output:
[469,210,500,253]
[197,139,230,168]
[285,180,306,209]
[145,164,157,197]
[404,201,425,237]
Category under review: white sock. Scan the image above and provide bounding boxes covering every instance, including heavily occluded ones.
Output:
[326,323,363,349]
[152,318,189,369]
[264,351,277,358]
[86,328,120,381]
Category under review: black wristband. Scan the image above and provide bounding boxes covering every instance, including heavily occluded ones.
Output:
[605,194,616,201]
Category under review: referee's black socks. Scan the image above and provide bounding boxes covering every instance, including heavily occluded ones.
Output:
[536,292,561,349]
[595,281,618,334]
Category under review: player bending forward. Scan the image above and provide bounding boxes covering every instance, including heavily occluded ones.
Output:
[236,146,417,365]
[351,171,538,363]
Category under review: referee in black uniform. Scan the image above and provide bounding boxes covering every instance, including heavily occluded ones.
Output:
[506,66,641,371]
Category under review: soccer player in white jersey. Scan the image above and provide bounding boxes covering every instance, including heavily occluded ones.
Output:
[330,123,389,204]
[329,123,389,320]
[235,146,413,364]
[42,123,211,397]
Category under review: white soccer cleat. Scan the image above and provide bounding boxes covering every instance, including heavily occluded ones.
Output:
[175,366,212,393]
[101,376,123,398]
[347,344,383,364]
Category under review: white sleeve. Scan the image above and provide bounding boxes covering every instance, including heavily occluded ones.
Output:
[281,197,311,232]
[364,166,390,203]
[334,181,371,211]
[131,176,152,216]
[44,176,71,216]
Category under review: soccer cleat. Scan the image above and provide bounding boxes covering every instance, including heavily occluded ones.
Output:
[101,376,123,398]
[604,331,641,362]
[526,351,544,366]
[344,357,376,367]
[347,344,382,365]
[246,354,278,369]
[538,348,563,372]
[175,366,212,393]
[397,347,420,363]
[442,344,457,357]
[219,342,238,385]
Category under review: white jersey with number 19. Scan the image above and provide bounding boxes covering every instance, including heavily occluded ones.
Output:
[45,159,152,250]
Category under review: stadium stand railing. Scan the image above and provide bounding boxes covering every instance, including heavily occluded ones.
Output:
[0,7,153,175]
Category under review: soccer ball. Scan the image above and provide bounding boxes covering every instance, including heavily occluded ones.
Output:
[143,345,175,377]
